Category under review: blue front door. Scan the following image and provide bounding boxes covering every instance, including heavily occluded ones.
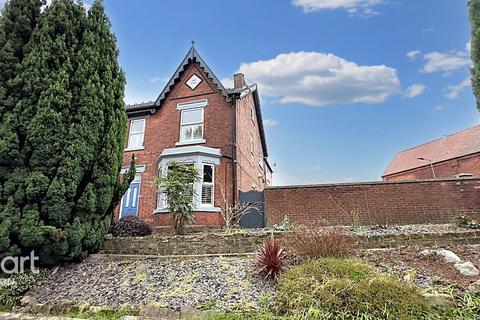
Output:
[121,181,140,217]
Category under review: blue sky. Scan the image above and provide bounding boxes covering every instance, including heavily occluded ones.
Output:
[3,0,479,185]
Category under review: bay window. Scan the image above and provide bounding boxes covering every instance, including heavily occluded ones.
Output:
[201,164,214,206]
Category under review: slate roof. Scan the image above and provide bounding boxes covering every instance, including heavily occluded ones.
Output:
[125,45,269,157]
[383,124,480,177]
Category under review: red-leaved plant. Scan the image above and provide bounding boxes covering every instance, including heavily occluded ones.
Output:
[255,239,286,281]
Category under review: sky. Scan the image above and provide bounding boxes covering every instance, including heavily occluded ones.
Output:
[2,0,479,185]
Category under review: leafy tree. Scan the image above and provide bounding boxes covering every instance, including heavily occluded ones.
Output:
[158,161,200,235]
[0,0,133,265]
[470,0,480,111]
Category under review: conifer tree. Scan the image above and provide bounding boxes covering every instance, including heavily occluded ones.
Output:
[0,0,133,265]
[470,0,480,111]
[0,0,43,258]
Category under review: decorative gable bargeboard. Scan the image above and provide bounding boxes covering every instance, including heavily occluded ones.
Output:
[116,45,272,227]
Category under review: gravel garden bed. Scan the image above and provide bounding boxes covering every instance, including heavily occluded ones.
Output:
[28,256,274,313]
[360,244,480,292]
[351,223,473,236]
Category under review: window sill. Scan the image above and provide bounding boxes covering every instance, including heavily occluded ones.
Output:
[124,146,145,152]
[175,139,206,146]
[153,208,169,214]
[153,206,221,214]
[199,206,221,212]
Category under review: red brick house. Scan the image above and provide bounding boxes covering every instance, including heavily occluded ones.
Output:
[383,125,480,181]
[116,45,272,226]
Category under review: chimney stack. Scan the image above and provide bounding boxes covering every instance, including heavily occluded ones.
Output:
[234,73,246,89]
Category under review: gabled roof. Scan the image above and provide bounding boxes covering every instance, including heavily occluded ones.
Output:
[126,45,229,114]
[125,45,269,157]
[383,124,480,177]
[154,45,230,107]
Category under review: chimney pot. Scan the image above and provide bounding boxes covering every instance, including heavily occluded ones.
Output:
[234,73,246,89]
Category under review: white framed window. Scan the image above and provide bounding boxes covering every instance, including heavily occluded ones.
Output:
[157,167,167,209]
[180,108,204,142]
[250,106,255,121]
[157,162,196,209]
[127,118,145,150]
[201,164,214,206]
[259,151,264,167]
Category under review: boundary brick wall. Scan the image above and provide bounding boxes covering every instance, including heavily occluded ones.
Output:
[265,178,480,227]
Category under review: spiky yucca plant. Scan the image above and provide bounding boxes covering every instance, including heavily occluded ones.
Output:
[255,239,286,281]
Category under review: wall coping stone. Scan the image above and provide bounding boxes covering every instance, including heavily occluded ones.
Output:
[265,177,480,190]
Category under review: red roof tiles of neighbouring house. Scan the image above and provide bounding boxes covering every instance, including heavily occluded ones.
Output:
[383,124,480,177]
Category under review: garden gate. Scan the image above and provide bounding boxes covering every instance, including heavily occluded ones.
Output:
[238,190,265,228]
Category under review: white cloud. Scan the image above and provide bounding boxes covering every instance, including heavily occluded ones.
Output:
[433,105,445,111]
[420,50,471,74]
[220,77,234,89]
[237,51,400,107]
[406,50,421,60]
[263,118,279,127]
[445,77,471,100]
[403,83,426,98]
[292,0,384,16]
[466,41,471,54]
[422,27,434,33]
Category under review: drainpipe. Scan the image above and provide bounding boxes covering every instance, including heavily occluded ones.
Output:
[231,96,238,207]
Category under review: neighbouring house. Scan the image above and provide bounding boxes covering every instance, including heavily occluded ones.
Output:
[116,45,272,226]
[383,124,480,181]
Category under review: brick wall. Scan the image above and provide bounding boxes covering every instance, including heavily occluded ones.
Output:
[117,62,235,226]
[383,153,480,181]
[234,76,267,192]
[265,178,480,227]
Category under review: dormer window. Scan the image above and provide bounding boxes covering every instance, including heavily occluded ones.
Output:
[126,118,145,151]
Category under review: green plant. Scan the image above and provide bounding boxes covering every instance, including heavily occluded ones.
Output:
[255,239,287,281]
[157,161,200,234]
[0,0,134,265]
[470,0,480,112]
[276,258,429,319]
[289,228,361,259]
[59,308,137,320]
[0,270,49,310]
[431,292,480,319]
[272,215,291,231]
[109,216,152,237]
[455,213,480,229]
[197,299,217,311]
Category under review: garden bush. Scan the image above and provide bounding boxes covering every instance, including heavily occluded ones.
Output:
[255,239,287,281]
[109,216,152,238]
[289,228,361,258]
[276,258,429,319]
[0,271,49,311]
